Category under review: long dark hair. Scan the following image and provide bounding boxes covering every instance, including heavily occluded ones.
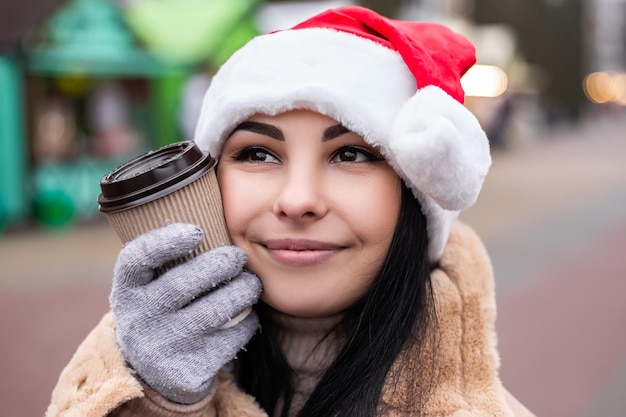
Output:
[238,182,438,416]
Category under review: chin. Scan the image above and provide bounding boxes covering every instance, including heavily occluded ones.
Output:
[261,294,343,318]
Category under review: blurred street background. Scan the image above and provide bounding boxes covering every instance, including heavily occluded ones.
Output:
[1,0,625,416]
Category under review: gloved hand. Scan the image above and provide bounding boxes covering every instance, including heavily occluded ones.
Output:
[109,222,262,404]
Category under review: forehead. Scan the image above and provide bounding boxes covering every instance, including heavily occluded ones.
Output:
[245,109,339,125]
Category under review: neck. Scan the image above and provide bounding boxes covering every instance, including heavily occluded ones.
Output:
[266,308,346,416]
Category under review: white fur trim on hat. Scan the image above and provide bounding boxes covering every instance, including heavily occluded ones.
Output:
[193,28,415,157]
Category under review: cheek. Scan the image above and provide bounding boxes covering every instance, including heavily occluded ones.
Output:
[217,171,251,242]
[217,168,274,253]
[343,173,402,238]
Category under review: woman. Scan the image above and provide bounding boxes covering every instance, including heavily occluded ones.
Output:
[46,6,535,417]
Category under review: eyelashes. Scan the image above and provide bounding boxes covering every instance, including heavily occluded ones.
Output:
[331,146,384,163]
[233,146,278,163]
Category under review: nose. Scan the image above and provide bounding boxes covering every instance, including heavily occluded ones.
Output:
[273,164,328,222]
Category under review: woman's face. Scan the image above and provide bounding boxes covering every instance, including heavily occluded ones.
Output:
[217,110,401,317]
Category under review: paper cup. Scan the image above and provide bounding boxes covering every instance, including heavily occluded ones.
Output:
[98,140,251,327]
[98,141,230,252]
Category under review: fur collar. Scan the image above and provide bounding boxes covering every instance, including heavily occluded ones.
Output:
[379,221,511,416]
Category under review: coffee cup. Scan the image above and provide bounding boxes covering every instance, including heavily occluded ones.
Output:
[98,140,250,328]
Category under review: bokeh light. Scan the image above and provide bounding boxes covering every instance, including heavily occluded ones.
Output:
[583,71,626,105]
[461,64,508,98]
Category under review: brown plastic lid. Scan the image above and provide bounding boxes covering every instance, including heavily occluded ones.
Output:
[98,141,216,213]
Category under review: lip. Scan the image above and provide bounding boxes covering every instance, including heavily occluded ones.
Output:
[262,239,344,266]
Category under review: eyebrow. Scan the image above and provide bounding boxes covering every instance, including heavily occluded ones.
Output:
[230,121,284,140]
[323,124,350,141]
[230,121,351,141]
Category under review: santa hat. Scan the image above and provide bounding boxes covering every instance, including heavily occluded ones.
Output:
[194,6,491,263]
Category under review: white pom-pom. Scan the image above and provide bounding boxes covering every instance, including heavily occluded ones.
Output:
[389,85,491,211]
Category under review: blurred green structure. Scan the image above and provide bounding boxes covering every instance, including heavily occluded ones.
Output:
[0,55,28,228]
[124,0,260,67]
[0,0,260,230]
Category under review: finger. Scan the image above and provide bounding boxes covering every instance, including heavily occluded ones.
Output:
[113,223,204,290]
[144,246,249,309]
[180,312,260,386]
[186,311,260,352]
[170,272,262,333]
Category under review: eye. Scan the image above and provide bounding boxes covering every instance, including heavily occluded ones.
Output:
[234,147,280,164]
[330,146,383,163]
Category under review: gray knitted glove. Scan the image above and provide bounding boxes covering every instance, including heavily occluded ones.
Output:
[109,222,262,404]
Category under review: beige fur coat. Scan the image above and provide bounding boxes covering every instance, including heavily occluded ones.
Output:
[45,222,535,417]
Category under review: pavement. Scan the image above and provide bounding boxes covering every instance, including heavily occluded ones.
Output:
[1,114,626,417]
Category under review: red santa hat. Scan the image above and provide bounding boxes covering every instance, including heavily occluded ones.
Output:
[194,6,491,263]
